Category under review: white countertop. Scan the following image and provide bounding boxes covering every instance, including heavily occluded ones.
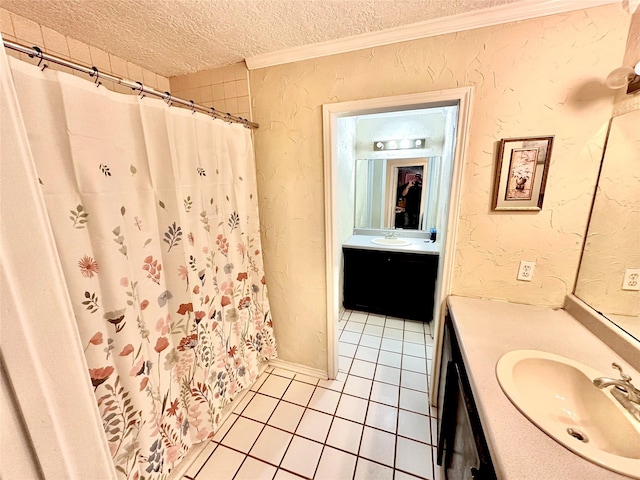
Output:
[342,234,439,255]
[446,295,640,480]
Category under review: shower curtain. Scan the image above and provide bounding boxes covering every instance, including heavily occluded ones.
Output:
[7,56,276,479]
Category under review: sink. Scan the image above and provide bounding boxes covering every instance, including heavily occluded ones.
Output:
[371,237,411,246]
[496,350,640,478]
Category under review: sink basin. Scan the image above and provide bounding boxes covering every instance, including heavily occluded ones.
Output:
[371,237,411,246]
[496,350,640,478]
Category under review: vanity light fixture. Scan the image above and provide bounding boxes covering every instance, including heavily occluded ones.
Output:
[373,138,426,151]
[605,60,640,94]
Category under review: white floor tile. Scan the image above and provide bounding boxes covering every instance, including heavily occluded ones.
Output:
[317,376,345,392]
[315,446,357,480]
[402,355,428,374]
[220,416,264,453]
[338,320,347,331]
[272,368,296,379]
[359,334,382,349]
[249,425,293,465]
[349,311,368,323]
[370,381,399,407]
[250,373,270,392]
[184,441,216,477]
[400,371,428,393]
[359,426,396,467]
[282,380,315,406]
[399,388,429,415]
[366,314,386,326]
[195,445,245,479]
[395,470,424,480]
[308,387,341,414]
[344,321,365,333]
[377,350,402,368]
[267,401,305,432]
[280,436,323,478]
[211,413,239,442]
[336,393,368,423]
[374,364,401,385]
[258,374,292,398]
[363,324,384,337]
[404,320,425,333]
[340,330,361,345]
[234,456,277,480]
[295,409,333,443]
[349,358,376,379]
[403,342,426,358]
[273,469,305,480]
[397,409,431,444]
[354,345,379,362]
[404,331,426,344]
[365,401,398,433]
[326,417,363,455]
[396,437,434,479]
[293,373,320,386]
[431,417,438,445]
[353,458,394,480]
[385,318,404,329]
[380,338,403,353]
[343,375,373,399]
[232,391,254,414]
[339,341,357,357]
[242,393,279,422]
[339,355,353,373]
[382,328,404,340]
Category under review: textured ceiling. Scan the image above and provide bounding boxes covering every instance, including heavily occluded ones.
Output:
[1,0,527,77]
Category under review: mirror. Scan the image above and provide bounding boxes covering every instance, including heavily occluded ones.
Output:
[575,108,640,341]
[355,158,434,230]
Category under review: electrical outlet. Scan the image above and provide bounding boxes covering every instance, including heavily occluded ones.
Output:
[517,261,535,281]
[622,268,640,291]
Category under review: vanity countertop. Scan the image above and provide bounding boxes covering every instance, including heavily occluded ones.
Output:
[342,234,439,254]
[446,295,640,480]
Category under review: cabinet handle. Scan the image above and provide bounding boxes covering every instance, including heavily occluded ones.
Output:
[470,467,480,479]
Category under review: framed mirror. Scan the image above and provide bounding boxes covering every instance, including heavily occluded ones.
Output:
[575,108,640,341]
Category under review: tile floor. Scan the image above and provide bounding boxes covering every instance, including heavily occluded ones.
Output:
[183,310,440,480]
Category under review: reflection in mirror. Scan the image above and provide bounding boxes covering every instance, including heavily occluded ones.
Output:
[575,108,640,341]
[355,157,441,230]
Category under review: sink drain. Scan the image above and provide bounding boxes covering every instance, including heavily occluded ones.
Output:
[567,428,588,443]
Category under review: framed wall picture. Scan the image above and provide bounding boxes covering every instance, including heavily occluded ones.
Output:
[492,136,554,211]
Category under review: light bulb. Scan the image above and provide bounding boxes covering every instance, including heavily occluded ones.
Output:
[635,60,640,76]
[605,67,636,89]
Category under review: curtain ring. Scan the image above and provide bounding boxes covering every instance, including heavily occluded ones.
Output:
[164,91,172,107]
[243,118,249,128]
[30,46,49,71]
[90,66,102,88]
[189,100,196,114]
[210,107,217,119]
[133,81,145,98]
[225,113,232,125]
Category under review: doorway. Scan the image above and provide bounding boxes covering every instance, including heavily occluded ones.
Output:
[322,88,473,404]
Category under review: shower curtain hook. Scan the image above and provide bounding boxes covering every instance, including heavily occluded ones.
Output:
[189,100,196,114]
[209,107,217,119]
[243,118,249,128]
[90,66,102,88]
[30,46,49,71]
[133,81,145,99]
[164,92,173,107]
[225,113,233,125]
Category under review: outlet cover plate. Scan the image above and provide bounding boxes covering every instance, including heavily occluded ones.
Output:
[517,261,535,281]
[622,268,640,291]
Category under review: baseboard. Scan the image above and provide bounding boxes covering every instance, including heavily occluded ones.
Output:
[268,358,329,380]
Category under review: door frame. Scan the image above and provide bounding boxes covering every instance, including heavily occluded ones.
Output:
[322,87,473,404]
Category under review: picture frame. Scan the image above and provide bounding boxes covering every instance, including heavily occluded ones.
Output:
[492,136,554,211]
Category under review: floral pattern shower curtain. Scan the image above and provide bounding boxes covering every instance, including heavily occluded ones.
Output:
[9,57,276,479]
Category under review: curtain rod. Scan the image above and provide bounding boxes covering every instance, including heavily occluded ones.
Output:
[2,40,259,130]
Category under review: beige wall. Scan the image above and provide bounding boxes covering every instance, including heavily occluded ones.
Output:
[250,5,630,370]
[170,63,251,119]
[0,8,169,94]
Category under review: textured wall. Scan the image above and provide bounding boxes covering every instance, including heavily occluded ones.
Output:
[250,5,629,370]
[169,63,251,120]
[0,8,169,94]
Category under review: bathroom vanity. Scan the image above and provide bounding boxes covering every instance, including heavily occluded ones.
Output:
[342,235,439,322]
[440,295,640,480]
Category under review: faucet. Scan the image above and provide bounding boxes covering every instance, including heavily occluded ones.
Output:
[384,230,398,239]
[593,363,640,420]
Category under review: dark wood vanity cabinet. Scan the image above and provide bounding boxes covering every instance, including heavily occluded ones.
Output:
[437,313,496,480]
[342,247,438,322]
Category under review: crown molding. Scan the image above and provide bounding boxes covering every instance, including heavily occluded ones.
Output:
[245,0,620,70]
